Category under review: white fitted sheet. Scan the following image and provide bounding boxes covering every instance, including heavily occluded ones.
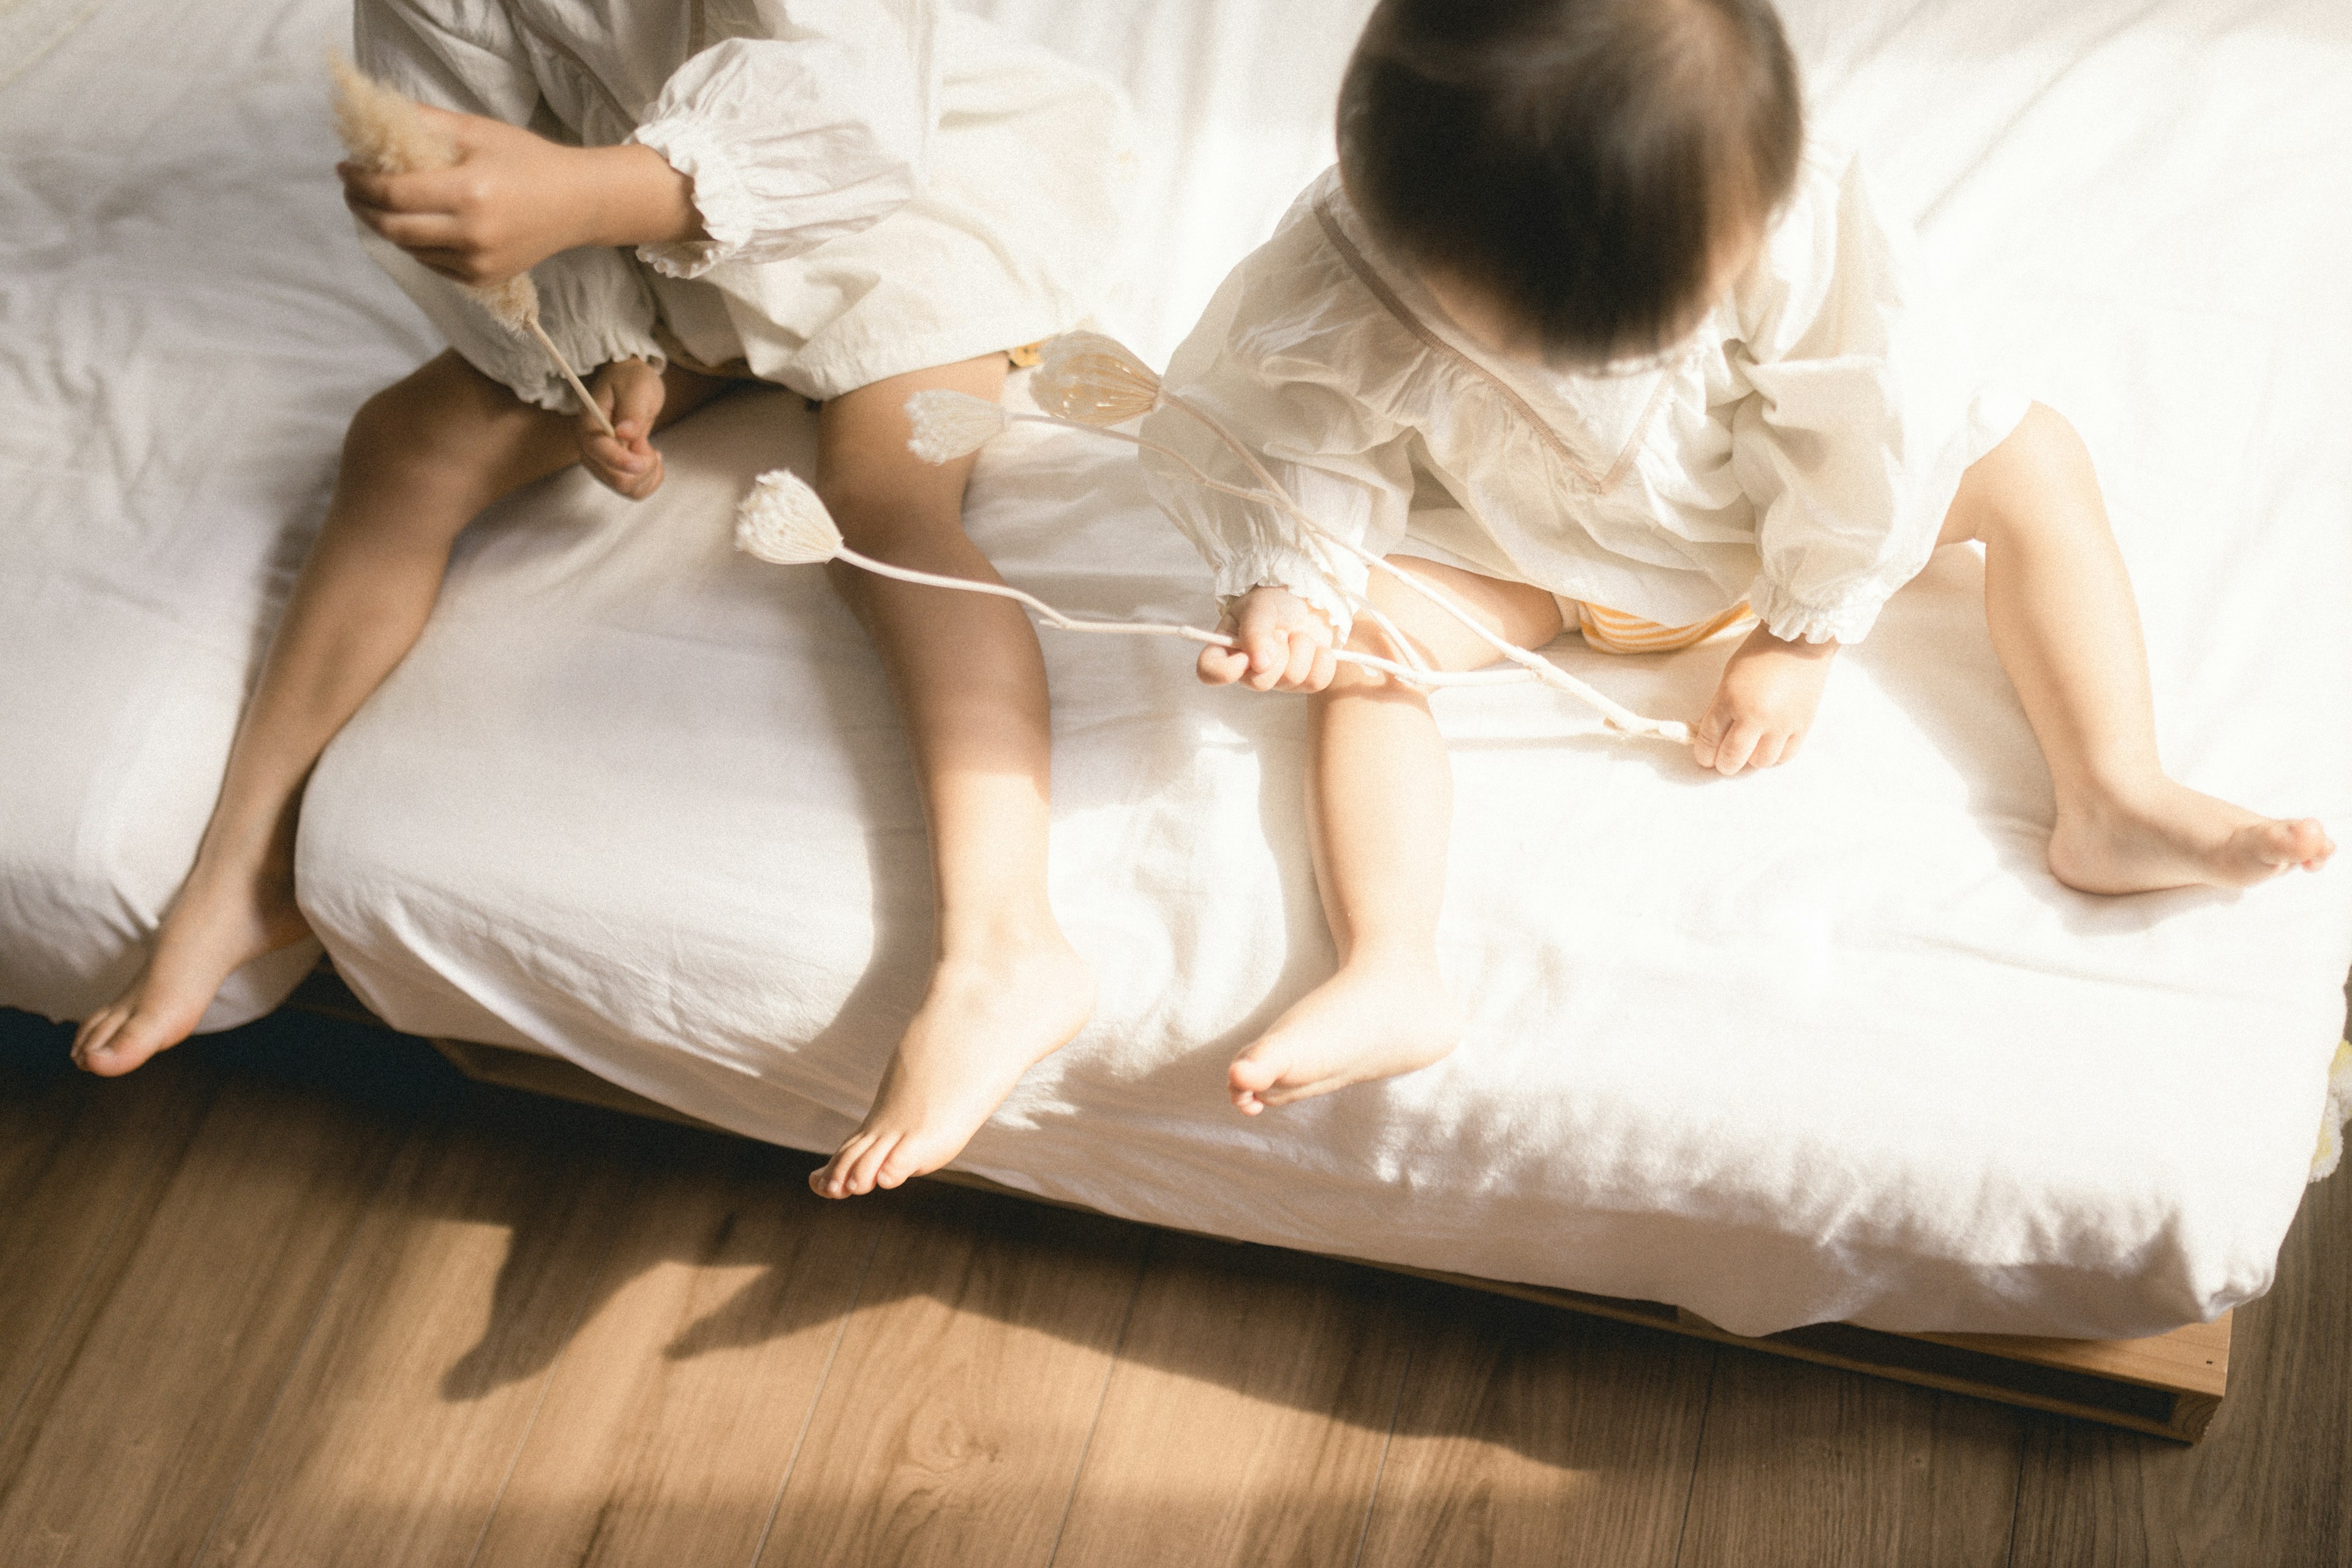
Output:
[0,0,440,1026]
[6,0,2349,1338]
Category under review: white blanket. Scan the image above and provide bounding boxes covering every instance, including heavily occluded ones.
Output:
[7,0,2350,1338]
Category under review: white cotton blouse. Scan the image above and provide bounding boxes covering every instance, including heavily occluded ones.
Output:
[1141,150,2029,646]
[355,0,1130,404]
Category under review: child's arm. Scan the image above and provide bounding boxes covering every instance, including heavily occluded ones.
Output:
[339,106,704,287]
[1692,624,1839,776]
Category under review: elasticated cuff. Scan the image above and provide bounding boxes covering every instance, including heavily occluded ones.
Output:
[629,116,756,280]
[1747,575,1888,646]
[1211,543,1360,643]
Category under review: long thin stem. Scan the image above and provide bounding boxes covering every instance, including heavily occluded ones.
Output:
[829,543,1532,688]
[527,318,616,437]
[1006,399,1689,741]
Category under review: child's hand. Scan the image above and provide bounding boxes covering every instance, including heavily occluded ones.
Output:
[341,108,696,287]
[582,358,667,499]
[1198,586,1339,693]
[1691,624,1838,776]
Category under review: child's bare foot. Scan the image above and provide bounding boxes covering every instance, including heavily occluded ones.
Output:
[71,858,311,1077]
[2048,782,2334,895]
[1229,954,1464,1115]
[811,936,1095,1198]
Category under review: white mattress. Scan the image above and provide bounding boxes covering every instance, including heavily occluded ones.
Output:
[0,0,441,1026]
[9,0,2351,1339]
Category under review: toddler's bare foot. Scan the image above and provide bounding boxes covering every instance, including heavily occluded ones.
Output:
[2048,781,2334,895]
[811,936,1095,1198]
[72,858,311,1077]
[1229,954,1464,1115]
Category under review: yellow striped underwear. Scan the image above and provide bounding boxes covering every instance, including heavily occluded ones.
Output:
[1561,598,1754,654]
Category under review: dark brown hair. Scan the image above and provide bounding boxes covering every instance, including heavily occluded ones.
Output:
[1338,0,1802,366]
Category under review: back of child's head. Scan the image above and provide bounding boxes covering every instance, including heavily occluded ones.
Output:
[1338,0,1802,367]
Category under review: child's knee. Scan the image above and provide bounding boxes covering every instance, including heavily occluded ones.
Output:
[340,359,556,512]
[815,469,967,556]
[1947,402,2097,545]
[2008,402,2093,483]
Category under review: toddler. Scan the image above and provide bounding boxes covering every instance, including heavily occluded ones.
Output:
[74,0,1126,1200]
[1143,0,2334,1115]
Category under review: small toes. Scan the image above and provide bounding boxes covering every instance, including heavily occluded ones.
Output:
[811,1134,876,1199]
[82,1015,164,1077]
[1229,1052,1281,1094]
[844,1132,902,1197]
[872,1142,925,1192]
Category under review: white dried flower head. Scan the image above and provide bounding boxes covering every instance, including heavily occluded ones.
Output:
[1031,331,1162,426]
[329,53,456,175]
[904,390,1011,464]
[735,470,844,565]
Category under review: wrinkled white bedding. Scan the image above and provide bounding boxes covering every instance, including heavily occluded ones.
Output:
[0,0,439,1025]
[7,0,2349,1338]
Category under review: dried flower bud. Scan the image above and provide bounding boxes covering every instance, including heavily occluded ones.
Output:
[735,470,845,565]
[1031,331,1162,426]
[904,390,1013,464]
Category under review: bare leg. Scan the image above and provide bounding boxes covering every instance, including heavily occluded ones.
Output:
[73,353,725,1074]
[810,358,1094,1197]
[1944,403,2333,892]
[1228,561,1562,1114]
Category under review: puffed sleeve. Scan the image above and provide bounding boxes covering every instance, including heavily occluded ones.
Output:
[1141,190,1415,640]
[629,0,937,281]
[355,0,665,406]
[1728,150,2017,645]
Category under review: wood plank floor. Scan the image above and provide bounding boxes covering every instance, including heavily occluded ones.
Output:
[3,998,2347,1568]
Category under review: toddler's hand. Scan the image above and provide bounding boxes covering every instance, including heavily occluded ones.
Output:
[1198,586,1339,693]
[582,358,667,499]
[341,108,693,287]
[1691,624,1838,776]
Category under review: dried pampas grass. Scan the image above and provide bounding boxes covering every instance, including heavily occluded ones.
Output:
[329,55,613,436]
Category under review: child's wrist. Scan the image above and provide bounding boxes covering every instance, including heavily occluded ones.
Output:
[578,143,704,251]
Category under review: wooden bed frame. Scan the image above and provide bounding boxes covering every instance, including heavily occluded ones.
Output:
[291,965,2230,1442]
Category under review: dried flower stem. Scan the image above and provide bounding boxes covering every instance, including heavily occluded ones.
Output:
[524,319,614,439]
[832,544,1534,688]
[995,404,1687,737]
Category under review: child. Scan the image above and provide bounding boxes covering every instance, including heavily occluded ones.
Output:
[1142,0,2334,1116]
[73,0,1126,1200]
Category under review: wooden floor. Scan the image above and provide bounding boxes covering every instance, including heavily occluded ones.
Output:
[3,1005,2347,1568]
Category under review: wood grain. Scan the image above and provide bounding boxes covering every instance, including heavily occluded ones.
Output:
[0,1067,410,1568]
[2008,1141,2352,1568]
[756,1181,1148,1568]
[427,1036,2234,1438]
[472,1126,881,1568]
[1050,1233,1414,1568]
[1356,1288,1714,1568]
[0,1043,222,1439]
[1677,1348,2024,1568]
[198,1088,648,1568]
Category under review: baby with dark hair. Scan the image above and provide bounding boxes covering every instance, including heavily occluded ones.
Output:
[1344,0,1801,366]
[1143,0,2331,1115]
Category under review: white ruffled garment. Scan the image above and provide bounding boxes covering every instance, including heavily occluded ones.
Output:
[1142,150,2029,646]
[355,0,1129,404]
